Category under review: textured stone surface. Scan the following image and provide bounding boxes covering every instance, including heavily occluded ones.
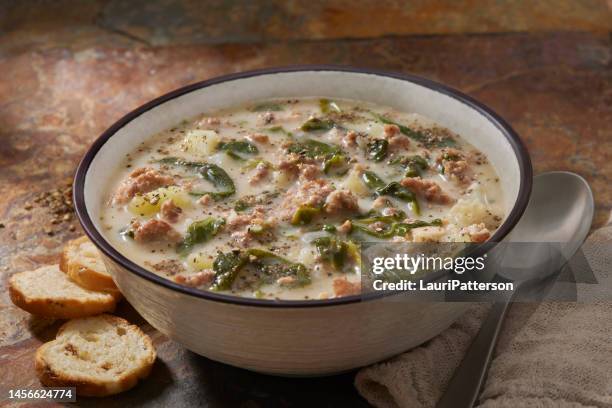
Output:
[2,0,612,55]
[0,3,611,406]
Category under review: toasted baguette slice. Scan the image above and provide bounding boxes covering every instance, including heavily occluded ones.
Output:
[9,265,117,318]
[60,236,118,293]
[35,315,156,396]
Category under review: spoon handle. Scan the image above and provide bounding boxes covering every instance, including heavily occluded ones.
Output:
[435,300,511,408]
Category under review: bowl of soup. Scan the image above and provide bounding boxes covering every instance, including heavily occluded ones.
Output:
[74,66,531,375]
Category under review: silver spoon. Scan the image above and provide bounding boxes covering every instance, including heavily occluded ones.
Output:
[436,171,594,408]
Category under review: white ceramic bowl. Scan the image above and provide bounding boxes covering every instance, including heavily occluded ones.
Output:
[74,67,532,376]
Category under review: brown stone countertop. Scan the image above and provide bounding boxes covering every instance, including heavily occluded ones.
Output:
[0,2,611,406]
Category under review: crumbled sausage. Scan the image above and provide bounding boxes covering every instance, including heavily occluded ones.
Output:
[227,207,267,231]
[383,124,400,137]
[226,206,276,246]
[460,223,490,243]
[333,278,361,297]
[342,130,359,148]
[389,135,411,151]
[160,199,182,223]
[132,219,181,243]
[440,147,463,159]
[113,167,174,204]
[337,220,353,234]
[249,162,271,185]
[279,179,333,221]
[298,163,320,181]
[277,154,300,176]
[383,124,410,151]
[437,148,471,184]
[198,194,212,206]
[400,177,453,204]
[246,133,269,144]
[277,276,296,286]
[372,196,390,209]
[174,270,215,287]
[230,221,275,247]
[300,180,333,206]
[324,190,359,215]
[277,153,317,178]
[444,160,470,184]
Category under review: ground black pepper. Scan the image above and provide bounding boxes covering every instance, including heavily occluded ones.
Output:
[27,180,76,235]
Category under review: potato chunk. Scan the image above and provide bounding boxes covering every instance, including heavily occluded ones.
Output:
[180,129,220,155]
[128,186,191,216]
[449,198,495,228]
[341,168,370,197]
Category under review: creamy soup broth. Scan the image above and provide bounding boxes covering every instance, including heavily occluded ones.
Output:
[100,97,505,300]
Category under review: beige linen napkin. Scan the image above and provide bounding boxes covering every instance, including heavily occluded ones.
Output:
[355,218,612,408]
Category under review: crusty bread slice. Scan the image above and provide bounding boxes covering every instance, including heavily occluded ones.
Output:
[9,265,117,318]
[35,315,156,396]
[60,236,119,294]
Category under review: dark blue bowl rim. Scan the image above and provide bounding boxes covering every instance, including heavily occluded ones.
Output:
[73,65,533,308]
